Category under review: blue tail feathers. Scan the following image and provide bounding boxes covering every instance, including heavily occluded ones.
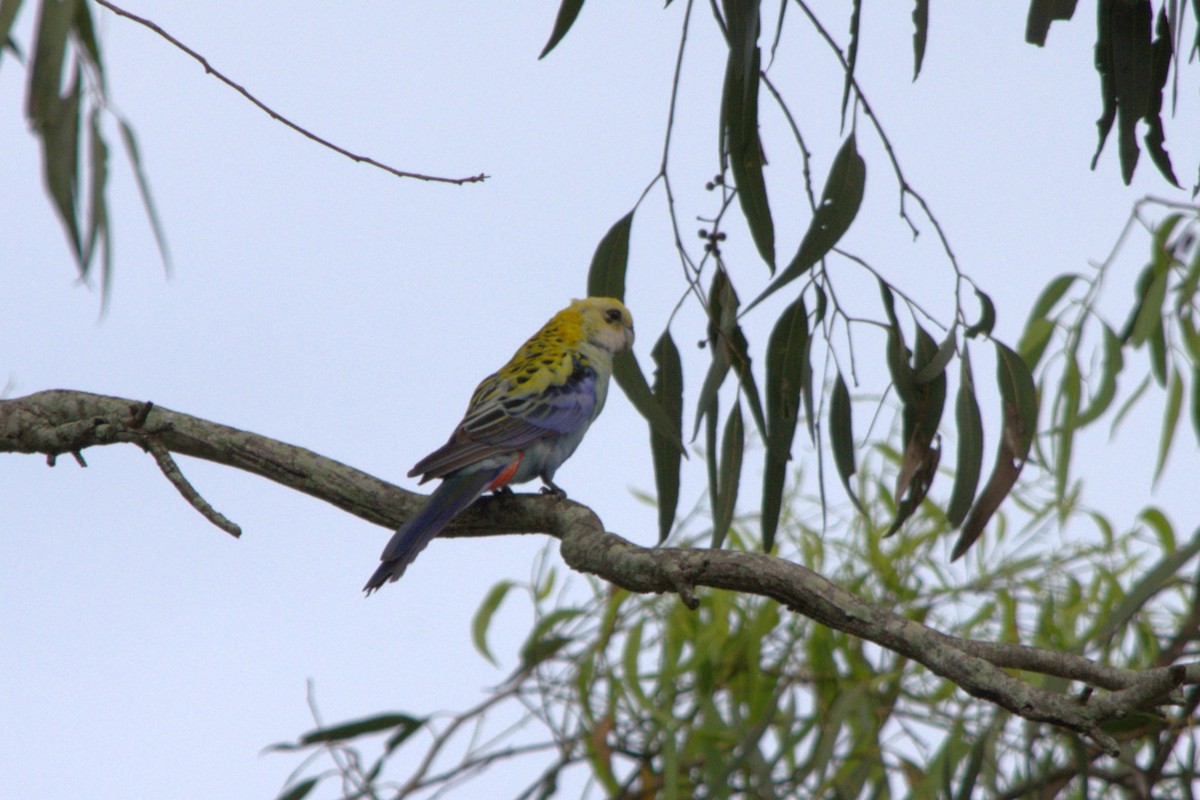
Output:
[363,468,499,594]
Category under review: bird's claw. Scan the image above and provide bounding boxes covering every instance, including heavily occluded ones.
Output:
[540,480,567,499]
[491,485,515,497]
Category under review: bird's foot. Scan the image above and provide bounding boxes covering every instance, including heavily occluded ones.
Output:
[491,485,515,497]
[540,478,568,499]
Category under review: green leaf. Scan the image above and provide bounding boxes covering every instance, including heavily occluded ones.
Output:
[915,331,956,384]
[26,0,76,125]
[721,0,774,270]
[1155,367,1184,482]
[1120,263,1155,342]
[1099,711,1171,737]
[71,0,101,76]
[39,66,84,267]
[1029,273,1079,322]
[952,342,1037,560]
[1090,522,1200,646]
[1149,319,1168,385]
[829,372,864,513]
[995,341,1038,456]
[1127,212,1183,348]
[880,283,915,405]
[1144,6,1180,187]
[615,350,685,454]
[471,580,515,666]
[695,269,738,440]
[762,297,809,550]
[116,118,171,271]
[693,270,766,440]
[621,620,649,707]
[1131,268,1170,346]
[964,287,996,339]
[651,331,684,543]
[1092,0,1117,173]
[1016,318,1055,371]
[728,327,768,438]
[1025,0,1079,46]
[952,727,992,800]
[912,0,929,80]
[748,133,866,310]
[296,713,424,746]
[586,210,634,301]
[0,0,22,70]
[275,778,319,800]
[1076,322,1124,426]
[888,325,947,535]
[1191,365,1200,445]
[1110,0,1154,184]
[705,391,720,536]
[85,107,111,301]
[520,608,584,668]
[1141,505,1175,550]
[906,325,949,444]
[521,634,573,670]
[1054,353,1082,503]
[1110,374,1151,437]
[946,352,984,527]
[695,342,731,443]
[712,401,745,549]
[1017,274,1077,368]
[538,0,585,59]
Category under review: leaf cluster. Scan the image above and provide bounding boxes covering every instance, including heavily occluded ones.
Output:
[273,465,1200,799]
[2,0,167,306]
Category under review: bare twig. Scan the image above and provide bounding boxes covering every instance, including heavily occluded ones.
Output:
[398,674,528,797]
[92,0,488,186]
[790,0,985,334]
[143,437,242,537]
[305,681,363,799]
[417,739,566,795]
[646,0,708,312]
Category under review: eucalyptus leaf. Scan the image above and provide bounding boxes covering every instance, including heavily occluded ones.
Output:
[538,0,586,59]
[830,372,864,513]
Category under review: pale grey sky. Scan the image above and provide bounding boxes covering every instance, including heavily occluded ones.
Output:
[2,3,1196,798]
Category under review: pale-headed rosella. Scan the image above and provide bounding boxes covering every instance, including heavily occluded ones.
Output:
[364,297,635,594]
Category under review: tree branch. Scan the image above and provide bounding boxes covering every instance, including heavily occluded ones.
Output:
[2,389,1195,754]
[92,0,489,186]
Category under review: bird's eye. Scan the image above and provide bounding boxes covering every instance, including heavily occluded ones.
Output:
[605,308,622,323]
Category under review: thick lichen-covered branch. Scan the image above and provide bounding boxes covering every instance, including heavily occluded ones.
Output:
[1,389,1193,753]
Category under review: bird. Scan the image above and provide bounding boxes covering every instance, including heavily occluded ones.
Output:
[363,297,635,594]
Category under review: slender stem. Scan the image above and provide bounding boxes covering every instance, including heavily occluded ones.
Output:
[93,0,488,185]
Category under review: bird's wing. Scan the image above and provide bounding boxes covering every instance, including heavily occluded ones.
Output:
[409,359,597,481]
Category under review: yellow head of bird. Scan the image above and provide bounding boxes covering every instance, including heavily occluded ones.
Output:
[572,297,634,355]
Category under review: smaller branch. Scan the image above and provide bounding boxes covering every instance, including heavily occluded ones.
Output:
[791,0,969,320]
[416,739,567,794]
[760,73,816,212]
[398,673,528,797]
[305,681,379,800]
[92,0,488,186]
[651,0,709,311]
[143,438,242,538]
[658,0,695,178]
[512,758,575,800]
[834,247,948,332]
